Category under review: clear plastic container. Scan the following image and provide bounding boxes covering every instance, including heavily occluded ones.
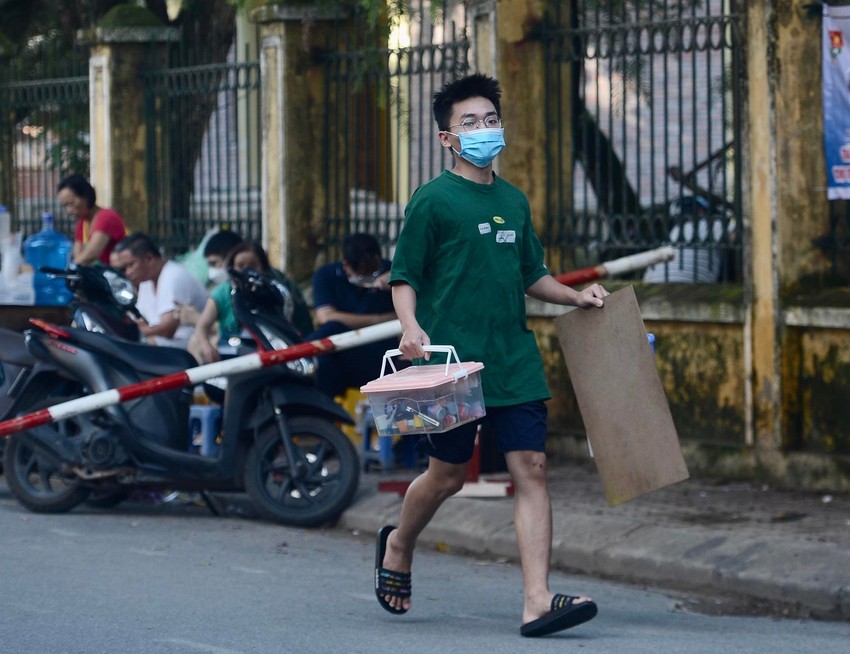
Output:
[361,346,486,437]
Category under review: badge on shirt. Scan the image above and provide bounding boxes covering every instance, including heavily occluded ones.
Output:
[496,230,516,243]
[493,216,505,224]
[478,223,492,234]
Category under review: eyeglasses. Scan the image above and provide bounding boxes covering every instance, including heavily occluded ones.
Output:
[449,116,503,132]
[347,269,383,288]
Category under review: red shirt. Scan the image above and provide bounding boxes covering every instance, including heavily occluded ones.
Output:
[74,208,127,264]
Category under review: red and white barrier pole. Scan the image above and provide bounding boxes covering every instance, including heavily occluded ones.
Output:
[1,246,674,439]
[554,245,675,286]
[0,320,403,438]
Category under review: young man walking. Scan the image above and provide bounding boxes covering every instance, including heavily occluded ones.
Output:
[375,73,608,638]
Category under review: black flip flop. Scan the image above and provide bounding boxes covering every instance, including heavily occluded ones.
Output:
[520,594,598,637]
[374,525,411,615]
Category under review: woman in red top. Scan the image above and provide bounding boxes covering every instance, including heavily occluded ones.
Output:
[57,174,128,265]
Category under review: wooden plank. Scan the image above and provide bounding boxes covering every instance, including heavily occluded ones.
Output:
[554,285,689,506]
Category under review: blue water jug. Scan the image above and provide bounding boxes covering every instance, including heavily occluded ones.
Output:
[23,213,73,306]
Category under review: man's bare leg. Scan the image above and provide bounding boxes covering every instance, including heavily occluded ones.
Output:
[505,450,592,624]
[381,457,468,612]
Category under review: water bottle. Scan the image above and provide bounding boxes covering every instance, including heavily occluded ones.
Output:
[23,213,73,306]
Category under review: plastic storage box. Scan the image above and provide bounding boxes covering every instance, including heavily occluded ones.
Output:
[360,346,486,437]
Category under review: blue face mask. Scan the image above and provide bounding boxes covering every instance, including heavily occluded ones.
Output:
[448,127,506,168]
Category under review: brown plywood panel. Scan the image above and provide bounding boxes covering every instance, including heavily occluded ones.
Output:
[554,286,689,506]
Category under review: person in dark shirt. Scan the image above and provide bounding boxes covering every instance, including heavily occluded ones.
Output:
[306,232,399,398]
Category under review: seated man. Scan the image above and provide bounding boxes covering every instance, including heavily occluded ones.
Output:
[113,233,208,349]
[203,229,244,288]
[306,233,400,398]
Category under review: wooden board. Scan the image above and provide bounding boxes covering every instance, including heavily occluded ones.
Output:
[554,285,689,506]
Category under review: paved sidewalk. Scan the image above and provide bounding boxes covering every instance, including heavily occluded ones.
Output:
[339,461,850,621]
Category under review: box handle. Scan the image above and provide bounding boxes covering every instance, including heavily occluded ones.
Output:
[380,345,469,382]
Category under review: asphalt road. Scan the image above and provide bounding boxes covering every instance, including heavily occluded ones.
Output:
[0,483,847,654]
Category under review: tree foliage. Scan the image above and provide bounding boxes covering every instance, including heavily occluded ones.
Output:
[0,1,235,62]
[0,0,236,227]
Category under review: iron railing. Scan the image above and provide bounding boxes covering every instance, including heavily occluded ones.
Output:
[0,41,89,240]
[540,0,743,282]
[142,57,262,255]
[320,1,469,261]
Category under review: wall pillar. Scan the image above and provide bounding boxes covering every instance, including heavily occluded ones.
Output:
[492,1,569,238]
[744,2,831,461]
[79,27,177,235]
[251,3,353,283]
[744,2,781,455]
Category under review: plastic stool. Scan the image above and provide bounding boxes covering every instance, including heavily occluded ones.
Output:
[189,405,221,457]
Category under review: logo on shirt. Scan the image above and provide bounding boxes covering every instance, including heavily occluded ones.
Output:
[496,230,516,243]
[493,216,505,224]
[478,223,492,235]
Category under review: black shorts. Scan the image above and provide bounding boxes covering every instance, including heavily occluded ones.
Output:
[416,400,548,465]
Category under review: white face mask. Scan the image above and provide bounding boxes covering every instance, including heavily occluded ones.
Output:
[208,266,229,285]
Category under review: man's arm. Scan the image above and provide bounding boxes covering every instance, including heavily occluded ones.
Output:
[525,275,607,308]
[391,282,430,360]
[314,305,396,329]
[137,310,180,341]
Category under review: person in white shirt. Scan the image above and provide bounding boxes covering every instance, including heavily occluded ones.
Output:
[113,233,208,348]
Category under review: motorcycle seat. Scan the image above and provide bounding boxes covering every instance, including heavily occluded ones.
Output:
[60,326,200,376]
[0,327,37,368]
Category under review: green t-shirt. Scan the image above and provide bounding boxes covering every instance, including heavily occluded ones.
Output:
[390,170,551,406]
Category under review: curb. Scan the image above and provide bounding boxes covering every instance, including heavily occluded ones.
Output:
[339,489,850,621]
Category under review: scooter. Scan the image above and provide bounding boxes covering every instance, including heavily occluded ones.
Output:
[43,264,143,342]
[0,264,141,475]
[1,268,360,527]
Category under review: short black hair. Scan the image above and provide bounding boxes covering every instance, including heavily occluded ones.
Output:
[57,174,96,208]
[432,73,502,132]
[113,233,162,259]
[204,229,243,258]
[342,233,381,269]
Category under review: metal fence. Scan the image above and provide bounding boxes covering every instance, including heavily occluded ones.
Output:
[142,27,262,256]
[540,0,743,282]
[0,40,90,240]
[320,1,469,261]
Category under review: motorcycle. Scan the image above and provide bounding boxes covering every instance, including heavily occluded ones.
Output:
[1,267,360,527]
[0,264,141,475]
[43,264,143,342]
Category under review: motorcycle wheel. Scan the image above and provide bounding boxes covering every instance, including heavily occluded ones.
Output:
[244,415,360,527]
[3,396,92,513]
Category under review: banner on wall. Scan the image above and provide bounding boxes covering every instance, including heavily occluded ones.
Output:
[823,4,850,200]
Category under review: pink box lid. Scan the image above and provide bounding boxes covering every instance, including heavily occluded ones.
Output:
[361,361,484,393]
